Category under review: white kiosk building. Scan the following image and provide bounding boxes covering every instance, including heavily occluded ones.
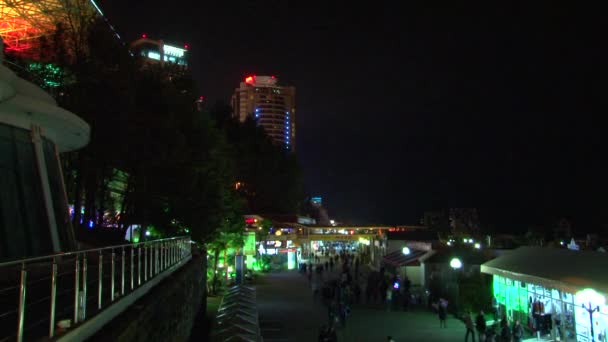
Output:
[482,246,608,341]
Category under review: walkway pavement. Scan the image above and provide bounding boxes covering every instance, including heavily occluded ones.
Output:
[255,269,467,342]
[255,271,326,342]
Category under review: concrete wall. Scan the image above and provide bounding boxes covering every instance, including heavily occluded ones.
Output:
[90,251,205,342]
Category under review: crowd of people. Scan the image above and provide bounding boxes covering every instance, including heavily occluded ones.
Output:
[462,311,524,342]
[303,249,417,342]
[300,251,363,342]
[303,249,527,342]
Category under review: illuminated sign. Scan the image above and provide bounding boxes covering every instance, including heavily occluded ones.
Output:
[147,51,161,60]
[309,234,374,241]
[245,76,255,84]
[163,44,186,57]
[358,237,371,245]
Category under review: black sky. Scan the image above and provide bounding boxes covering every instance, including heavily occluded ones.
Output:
[100,1,607,231]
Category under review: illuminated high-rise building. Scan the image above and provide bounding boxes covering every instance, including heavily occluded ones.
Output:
[231,75,296,151]
[130,35,189,68]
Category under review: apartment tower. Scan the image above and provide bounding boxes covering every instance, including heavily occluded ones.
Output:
[231,75,296,151]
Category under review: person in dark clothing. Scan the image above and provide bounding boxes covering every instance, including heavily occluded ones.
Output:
[512,319,524,342]
[318,325,328,342]
[438,303,447,328]
[353,282,361,303]
[476,310,487,339]
[464,312,476,342]
[500,319,511,342]
[380,278,388,302]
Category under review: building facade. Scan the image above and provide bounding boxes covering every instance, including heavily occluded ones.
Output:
[482,247,608,341]
[231,75,296,151]
[130,36,189,68]
[1,40,90,259]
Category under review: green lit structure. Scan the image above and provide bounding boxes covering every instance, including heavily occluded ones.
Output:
[26,62,64,88]
[482,247,608,341]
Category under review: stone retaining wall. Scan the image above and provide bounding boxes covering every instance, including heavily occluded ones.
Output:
[90,250,205,342]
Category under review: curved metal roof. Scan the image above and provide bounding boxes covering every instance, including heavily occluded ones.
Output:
[481,246,608,295]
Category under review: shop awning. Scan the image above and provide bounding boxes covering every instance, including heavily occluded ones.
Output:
[382,249,426,267]
[481,246,608,295]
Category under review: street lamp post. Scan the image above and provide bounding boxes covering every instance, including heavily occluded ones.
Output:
[577,288,605,342]
[583,302,600,342]
[450,258,462,315]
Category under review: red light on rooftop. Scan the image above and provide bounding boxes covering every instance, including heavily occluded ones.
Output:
[184,44,189,49]
[271,75,276,78]
[245,76,255,84]
[199,96,204,100]
[142,33,147,38]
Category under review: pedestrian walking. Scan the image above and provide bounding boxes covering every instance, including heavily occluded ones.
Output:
[438,302,447,328]
[464,312,476,342]
[476,310,487,340]
[485,325,497,342]
[512,319,524,342]
[386,287,393,311]
[499,319,511,342]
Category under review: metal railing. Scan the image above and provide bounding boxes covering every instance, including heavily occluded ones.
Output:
[0,236,191,342]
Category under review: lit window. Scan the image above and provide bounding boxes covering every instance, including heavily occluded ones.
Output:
[147,51,161,60]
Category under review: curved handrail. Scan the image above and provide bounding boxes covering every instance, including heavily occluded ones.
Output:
[0,236,189,268]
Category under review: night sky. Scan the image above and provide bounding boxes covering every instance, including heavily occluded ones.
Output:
[100,1,606,231]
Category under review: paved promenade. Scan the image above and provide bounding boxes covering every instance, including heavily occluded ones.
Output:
[255,268,467,342]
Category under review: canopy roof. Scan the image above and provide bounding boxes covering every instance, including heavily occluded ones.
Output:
[481,246,608,295]
[382,249,427,267]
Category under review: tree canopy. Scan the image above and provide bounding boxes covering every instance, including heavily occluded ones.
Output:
[5,17,303,248]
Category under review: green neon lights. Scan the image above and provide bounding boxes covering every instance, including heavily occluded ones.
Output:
[26,62,64,88]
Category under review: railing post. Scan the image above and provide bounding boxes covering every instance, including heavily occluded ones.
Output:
[158,242,162,272]
[17,263,27,342]
[82,254,87,320]
[138,245,142,286]
[160,242,164,271]
[98,251,103,309]
[49,258,57,338]
[73,256,80,324]
[144,245,148,281]
[178,239,182,260]
[155,243,159,275]
[130,247,134,290]
[111,248,115,302]
[121,247,125,295]
[172,240,176,265]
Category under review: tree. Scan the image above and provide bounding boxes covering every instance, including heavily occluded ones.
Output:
[211,103,304,215]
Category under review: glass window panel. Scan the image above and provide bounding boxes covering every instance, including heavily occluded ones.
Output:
[0,139,26,258]
[0,125,52,259]
[14,129,52,257]
[562,292,573,303]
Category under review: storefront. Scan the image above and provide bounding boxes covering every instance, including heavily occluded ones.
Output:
[481,246,608,342]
